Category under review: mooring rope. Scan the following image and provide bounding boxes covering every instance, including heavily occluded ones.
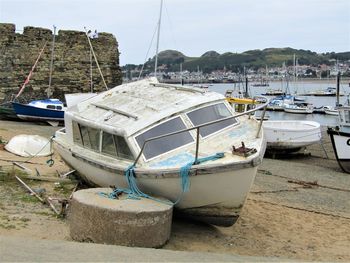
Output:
[102,152,225,205]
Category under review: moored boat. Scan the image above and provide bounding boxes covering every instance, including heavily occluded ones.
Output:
[284,103,314,114]
[53,78,268,226]
[266,95,294,111]
[324,107,339,116]
[301,87,345,97]
[261,89,286,96]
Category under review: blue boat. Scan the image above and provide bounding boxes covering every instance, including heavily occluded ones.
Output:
[12,99,65,125]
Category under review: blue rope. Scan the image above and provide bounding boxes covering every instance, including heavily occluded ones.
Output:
[100,152,225,205]
[174,152,224,204]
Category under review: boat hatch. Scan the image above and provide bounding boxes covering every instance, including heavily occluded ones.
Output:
[72,121,134,160]
[186,102,237,137]
[135,116,194,160]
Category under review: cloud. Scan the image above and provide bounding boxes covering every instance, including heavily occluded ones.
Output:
[1,0,349,64]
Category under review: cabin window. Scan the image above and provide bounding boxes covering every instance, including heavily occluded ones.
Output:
[46,105,55,109]
[72,121,83,145]
[80,125,92,148]
[115,135,134,160]
[74,123,134,160]
[86,127,100,151]
[135,116,194,160]
[80,125,99,151]
[56,106,62,110]
[102,132,117,156]
[186,103,236,137]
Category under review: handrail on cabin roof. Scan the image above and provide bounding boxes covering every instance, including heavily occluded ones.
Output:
[133,96,269,166]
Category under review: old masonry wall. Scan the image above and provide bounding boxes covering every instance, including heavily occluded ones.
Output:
[0,23,122,102]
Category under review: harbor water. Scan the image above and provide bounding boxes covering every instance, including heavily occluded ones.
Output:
[208,80,350,126]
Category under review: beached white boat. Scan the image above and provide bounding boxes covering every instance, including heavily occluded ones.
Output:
[284,103,314,114]
[54,78,268,226]
[327,106,350,174]
[5,134,53,157]
[263,120,321,150]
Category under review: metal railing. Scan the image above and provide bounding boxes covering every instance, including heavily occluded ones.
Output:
[133,96,269,166]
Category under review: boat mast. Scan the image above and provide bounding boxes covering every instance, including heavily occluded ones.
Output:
[293,54,296,84]
[90,48,93,92]
[47,25,56,98]
[15,41,48,99]
[154,0,163,77]
[84,27,108,90]
[336,71,340,107]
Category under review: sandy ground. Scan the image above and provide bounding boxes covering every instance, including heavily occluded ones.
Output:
[0,119,350,262]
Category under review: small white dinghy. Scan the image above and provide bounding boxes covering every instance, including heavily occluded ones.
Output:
[263,120,321,150]
[5,134,53,157]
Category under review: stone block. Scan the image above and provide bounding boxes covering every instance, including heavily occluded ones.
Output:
[69,188,173,248]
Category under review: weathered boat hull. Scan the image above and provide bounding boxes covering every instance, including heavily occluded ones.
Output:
[327,128,350,174]
[54,133,263,226]
[263,120,321,150]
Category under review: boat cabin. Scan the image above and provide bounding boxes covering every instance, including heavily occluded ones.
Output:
[63,78,240,163]
[28,99,64,111]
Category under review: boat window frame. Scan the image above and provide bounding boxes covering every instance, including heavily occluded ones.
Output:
[72,121,135,161]
[185,102,238,139]
[133,115,195,162]
[101,131,118,157]
[114,134,135,160]
[72,121,83,145]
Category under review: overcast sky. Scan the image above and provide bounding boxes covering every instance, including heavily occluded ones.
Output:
[0,0,349,65]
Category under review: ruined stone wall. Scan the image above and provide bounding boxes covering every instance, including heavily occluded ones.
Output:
[0,23,122,101]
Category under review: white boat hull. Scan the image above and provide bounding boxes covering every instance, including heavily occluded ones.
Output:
[327,128,350,174]
[325,109,339,116]
[54,137,261,226]
[263,120,321,150]
[284,108,313,114]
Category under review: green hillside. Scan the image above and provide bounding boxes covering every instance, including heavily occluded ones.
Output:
[123,48,350,74]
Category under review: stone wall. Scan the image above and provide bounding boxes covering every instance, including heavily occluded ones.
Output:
[0,23,122,101]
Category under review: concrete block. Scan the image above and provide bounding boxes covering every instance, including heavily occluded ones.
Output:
[69,188,173,248]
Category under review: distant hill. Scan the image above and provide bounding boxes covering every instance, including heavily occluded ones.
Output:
[122,48,350,74]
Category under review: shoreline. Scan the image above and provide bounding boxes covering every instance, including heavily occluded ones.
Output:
[160,78,350,85]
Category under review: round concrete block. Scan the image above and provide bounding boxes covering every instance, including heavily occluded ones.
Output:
[69,188,173,248]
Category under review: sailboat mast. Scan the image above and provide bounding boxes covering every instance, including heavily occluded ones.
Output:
[293,54,296,83]
[84,27,108,90]
[154,0,163,77]
[16,41,48,99]
[90,49,93,92]
[48,25,56,93]
[336,71,340,107]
